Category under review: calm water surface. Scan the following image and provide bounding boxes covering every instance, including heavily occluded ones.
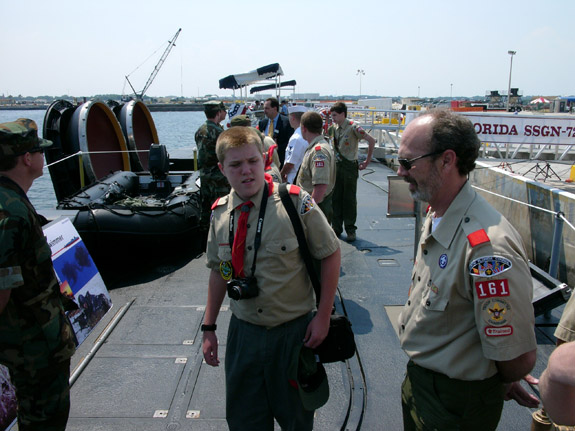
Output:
[0,109,205,210]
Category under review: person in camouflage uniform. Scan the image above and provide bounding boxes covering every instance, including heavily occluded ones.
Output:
[328,102,376,242]
[0,119,76,431]
[195,101,231,237]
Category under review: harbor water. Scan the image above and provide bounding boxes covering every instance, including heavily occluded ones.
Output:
[0,109,206,210]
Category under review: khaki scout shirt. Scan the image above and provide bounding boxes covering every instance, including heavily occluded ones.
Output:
[555,291,575,342]
[398,182,536,380]
[296,135,335,197]
[328,118,368,162]
[206,181,340,327]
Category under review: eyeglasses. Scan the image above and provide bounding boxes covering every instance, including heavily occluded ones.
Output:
[398,150,444,170]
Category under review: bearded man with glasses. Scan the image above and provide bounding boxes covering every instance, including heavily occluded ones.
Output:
[397,109,538,431]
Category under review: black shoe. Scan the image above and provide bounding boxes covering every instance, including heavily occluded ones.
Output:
[346,232,356,242]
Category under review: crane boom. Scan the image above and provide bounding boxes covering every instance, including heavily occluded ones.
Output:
[135,28,181,100]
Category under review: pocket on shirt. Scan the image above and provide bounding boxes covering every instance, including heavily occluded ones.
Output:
[265,238,299,255]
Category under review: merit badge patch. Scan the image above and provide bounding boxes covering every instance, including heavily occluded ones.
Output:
[482,298,512,326]
[439,254,448,269]
[300,194,315,215]
[469,256,512,277]
[475,279,510,299]
[485,325,513,337]
[220,261,233,281]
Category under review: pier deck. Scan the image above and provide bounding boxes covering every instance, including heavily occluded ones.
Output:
[36,161,561,430]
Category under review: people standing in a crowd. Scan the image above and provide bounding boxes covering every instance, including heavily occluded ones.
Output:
[195,101,230,239]
[280,99,289,116]
[0,119,77,431]
[397,109,537,431]
[297,111,336,224]
[258,97,294,167]
[281,105,308,184]
[328,102,376,242]
[202,126,340,430]
[229,114,281,182]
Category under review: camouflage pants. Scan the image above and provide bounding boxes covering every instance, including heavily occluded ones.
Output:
[199,176,230,231]
[9,359,71,431]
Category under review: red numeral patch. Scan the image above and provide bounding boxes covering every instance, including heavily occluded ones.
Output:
[314,161,324,168]
[475,279,509,298]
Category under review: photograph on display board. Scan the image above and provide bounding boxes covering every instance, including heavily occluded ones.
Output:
[45,217,112,345]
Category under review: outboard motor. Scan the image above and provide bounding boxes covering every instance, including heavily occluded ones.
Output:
[148,144,172,195]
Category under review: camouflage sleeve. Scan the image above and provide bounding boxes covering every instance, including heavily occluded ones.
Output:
[0,213,25,290]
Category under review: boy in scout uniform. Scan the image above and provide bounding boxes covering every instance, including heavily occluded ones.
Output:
[0,119,76,430]
[396,110,537,430]
[201,127,341,430]
[195,101,230,236]
[297,111,336,224]
[328,102,376,242]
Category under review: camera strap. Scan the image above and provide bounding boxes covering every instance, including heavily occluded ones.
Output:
[228,182,269,277]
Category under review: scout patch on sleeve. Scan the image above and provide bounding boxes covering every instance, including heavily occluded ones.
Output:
[485,326,513,337]
[300,194,315,215]
[475,279,510,299]
[482,298,512,326]
[469,256,512,277]
[220,261,233,281]
[356,125,366,135]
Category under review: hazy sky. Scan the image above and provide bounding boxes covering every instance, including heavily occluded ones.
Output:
[2,0,574,99]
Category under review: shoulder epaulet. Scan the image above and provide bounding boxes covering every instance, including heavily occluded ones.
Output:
[211,196,228,210]
[315,145,322,151]
[349,120,354,125]
[467,229,490,247]
[286,184,301,195]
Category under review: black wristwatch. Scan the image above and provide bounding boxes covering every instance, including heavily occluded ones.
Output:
[201,323,217,332]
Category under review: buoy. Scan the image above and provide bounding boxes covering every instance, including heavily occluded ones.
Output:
[566,165,575,183]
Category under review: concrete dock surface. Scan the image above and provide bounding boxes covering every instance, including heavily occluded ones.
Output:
[27,160,563,431]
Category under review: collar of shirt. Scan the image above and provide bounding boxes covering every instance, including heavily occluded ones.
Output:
[428,181,476,249]
[304,134,329,152]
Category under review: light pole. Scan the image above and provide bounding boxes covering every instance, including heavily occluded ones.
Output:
[357,69,365,98]
[450,83,453,101]
[506,50,516,111]
[417,86,420,98]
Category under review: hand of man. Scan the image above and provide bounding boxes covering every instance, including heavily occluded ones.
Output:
[303,315,330,349]
[202,332,220,366]
[359,161,369,170]
[504,378,540,408]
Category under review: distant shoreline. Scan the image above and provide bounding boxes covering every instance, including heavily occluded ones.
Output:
[0,103,204,112]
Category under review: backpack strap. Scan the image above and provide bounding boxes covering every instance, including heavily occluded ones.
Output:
[278,183,321,302]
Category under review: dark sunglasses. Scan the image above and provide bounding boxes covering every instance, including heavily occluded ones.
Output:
[398,150,444,170]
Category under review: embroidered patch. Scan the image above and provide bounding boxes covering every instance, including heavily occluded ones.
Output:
[315,161,325,168]
[469,256,512,277]
[312,153,326,162]
[300,194,315,214]
[467,229,490,247]
[315,145,322,151]
[485,325,513,337]
[220,261,233,281]
[439,254,448,269]
[357,126,366,135]
[482,298,512,326]
[475,279,510,299]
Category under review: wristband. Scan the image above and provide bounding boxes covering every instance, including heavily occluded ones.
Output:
[201,324,217,332]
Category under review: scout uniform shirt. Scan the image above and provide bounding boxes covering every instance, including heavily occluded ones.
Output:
[398,181,537,381]
[555,292,575,342]
[328,118,367,162]
[297,135,336,198]
[206,180,339,327]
